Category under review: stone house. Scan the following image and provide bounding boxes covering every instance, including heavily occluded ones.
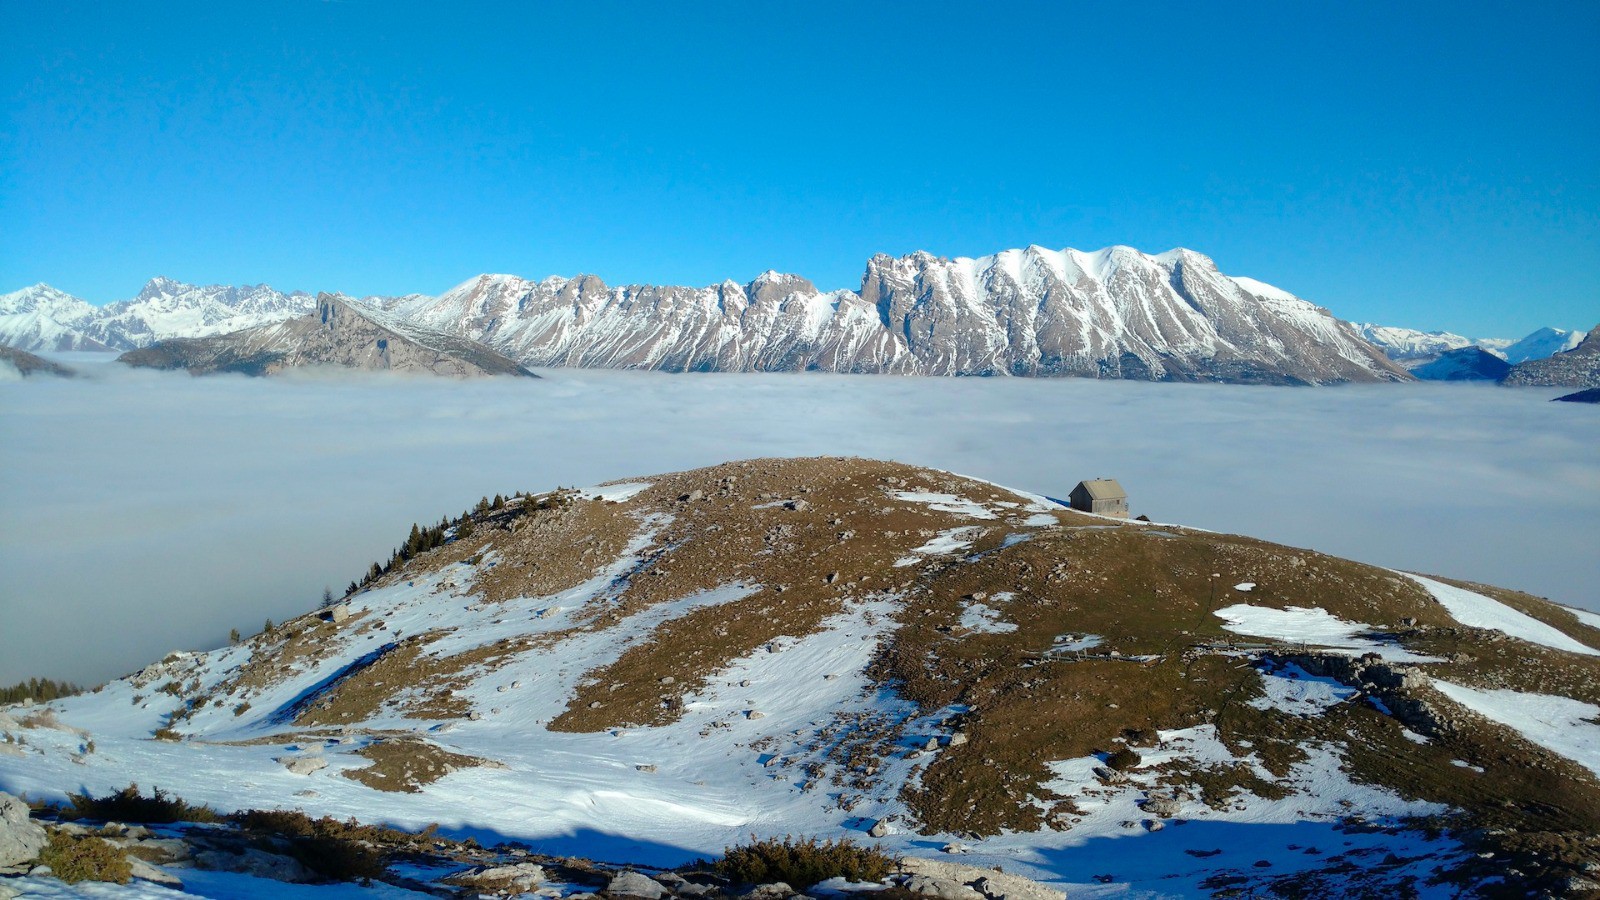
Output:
[1069,479,1128,517]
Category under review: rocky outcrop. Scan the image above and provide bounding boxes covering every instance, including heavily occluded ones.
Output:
[1502,324,1600,387]
[0,792,46,872]
[118,295,535,378]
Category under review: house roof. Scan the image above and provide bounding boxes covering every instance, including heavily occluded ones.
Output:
[1075,479,1126,500]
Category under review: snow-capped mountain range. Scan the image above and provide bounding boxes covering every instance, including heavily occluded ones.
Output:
[1356,323,1586,368]
[3,245,1584,384]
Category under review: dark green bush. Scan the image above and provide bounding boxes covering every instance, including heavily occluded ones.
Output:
[232,809,386,881]
[67,784,218,824]
[715,836,893,889]
[1106,746,1142,771]
[38,831,132,885]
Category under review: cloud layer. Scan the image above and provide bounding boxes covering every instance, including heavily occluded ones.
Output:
[2,358,1596,685]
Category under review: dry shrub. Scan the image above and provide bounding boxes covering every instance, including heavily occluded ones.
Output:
[38,830,132,885]
[715,836,893,889]
[66,784,218,824]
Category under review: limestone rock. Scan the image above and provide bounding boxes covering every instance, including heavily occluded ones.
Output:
[275,754,329,775]
[608,870,667,899]
[0,791,46,871]
[195,847,314,882]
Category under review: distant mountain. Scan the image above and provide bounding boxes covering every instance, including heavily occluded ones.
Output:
[1356,322,1586,369]
[1553,387,1600,404]
[0,278,432,353]
[0,345,74,378]
[1353,324,1491,366]
[1502,325,1600,388]
[1499,326,1585,364]
[0,284,110,351]
[118,295,535,378]
[1411,347,1513,382]
[389,246,1409,384]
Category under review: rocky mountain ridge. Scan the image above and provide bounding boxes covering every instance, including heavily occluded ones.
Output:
[118,295,534,378]
[3,457,1598,897]
[0,245,1420,384]
[1502,324,1600,388]
[389,246,1408,384]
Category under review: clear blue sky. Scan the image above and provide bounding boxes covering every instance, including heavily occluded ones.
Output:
[2,1,1596,337]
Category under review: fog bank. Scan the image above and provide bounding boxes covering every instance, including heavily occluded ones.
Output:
[2,358,1596,685]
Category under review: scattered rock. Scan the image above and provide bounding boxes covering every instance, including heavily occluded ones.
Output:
[329,604,351,624]
[0,791,47,871]
[637,764,658,773]
[746,710,765,720]
[608,870,668,898]
[660,676,676,685]
[784,499,809,512]
[868,819,890,838]
[447,861,547,893]
[738,882,795,900]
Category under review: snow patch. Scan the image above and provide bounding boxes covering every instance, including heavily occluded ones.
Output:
[1214,604,1441,662]
[1407,574,1599,656]
[1248,661,1357,716]
[1431,680,1600,778]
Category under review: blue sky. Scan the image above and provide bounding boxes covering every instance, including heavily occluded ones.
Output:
[2,1,1596,337]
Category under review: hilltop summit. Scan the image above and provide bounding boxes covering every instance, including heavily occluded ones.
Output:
[3,457,1597,896]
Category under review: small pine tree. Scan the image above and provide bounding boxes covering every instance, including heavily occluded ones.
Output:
[491,493,505,510]
[262,619,274,634]
[228,628,241,645]
[346,580,358,596]
[321,587,334,608]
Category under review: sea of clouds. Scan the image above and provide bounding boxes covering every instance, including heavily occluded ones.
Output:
[2,356,1596,685]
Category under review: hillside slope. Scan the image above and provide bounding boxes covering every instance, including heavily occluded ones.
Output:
[1503,324,1600,388]
[3,459,1598,897]
[118,295,534,377]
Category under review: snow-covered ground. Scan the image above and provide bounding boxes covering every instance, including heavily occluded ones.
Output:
[1430,681,1600,778]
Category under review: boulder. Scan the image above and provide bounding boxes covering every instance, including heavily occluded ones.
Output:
[899,859,1064,900]
[904,874,984,900]
[0,791,47,872]
[608,870,667,899]
[195,847,314,882]
[275,754,329,775]
[739,882,796,900]
[129,856,184,888]
[448,861,547,893]
[867,819,890,838]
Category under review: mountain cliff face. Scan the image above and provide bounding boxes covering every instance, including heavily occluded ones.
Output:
[392,246,1410,384]
[118,295,534,377]
[1502,325,1600,388]
[3,458,1597,896]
